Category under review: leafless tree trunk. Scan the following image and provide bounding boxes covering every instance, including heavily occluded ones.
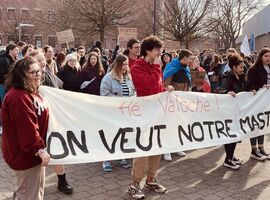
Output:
[54,0,134,44]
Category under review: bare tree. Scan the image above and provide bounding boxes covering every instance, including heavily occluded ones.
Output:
[157,0,213,48]
[127,0,156,39]
[54,0,134,43]
[212,0,260,49]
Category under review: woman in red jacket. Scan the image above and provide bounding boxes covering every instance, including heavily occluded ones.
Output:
[1,56,50,200]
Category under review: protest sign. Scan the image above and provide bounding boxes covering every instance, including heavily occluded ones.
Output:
[40,86,270,165]
[118,28,137,42]
[56,29,75,44]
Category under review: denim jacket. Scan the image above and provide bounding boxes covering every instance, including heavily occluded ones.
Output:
[100,72,136,97]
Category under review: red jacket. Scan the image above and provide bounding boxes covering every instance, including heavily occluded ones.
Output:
[1,88,49,170]
[129,57,138,70]
[131,58,166,96]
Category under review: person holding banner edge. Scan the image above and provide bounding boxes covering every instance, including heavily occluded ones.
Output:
[246,47,270,161]
[128,35,174,199]
[30,50,73,194]
[1,57,50,200]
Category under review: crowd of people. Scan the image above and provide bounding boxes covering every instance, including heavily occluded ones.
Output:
[0,36,270,199]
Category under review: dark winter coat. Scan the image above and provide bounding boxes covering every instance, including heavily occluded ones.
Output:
[220,70,246,94]
[57,65,79,92]
[246,65,268,91]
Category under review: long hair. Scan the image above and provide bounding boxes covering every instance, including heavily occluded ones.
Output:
[56,52,66,66]
[5,56,38,93]
[210,54,222,68]
[22,44,34,57]
[111,54,130,82]
[82,52,104,75]
[252,47,270,68]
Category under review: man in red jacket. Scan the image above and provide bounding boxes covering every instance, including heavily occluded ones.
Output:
[128,35,173,199]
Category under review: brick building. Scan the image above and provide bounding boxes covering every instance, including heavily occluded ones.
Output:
[0,0,215,53]
[0,0,158,50]
[0,0,61,48]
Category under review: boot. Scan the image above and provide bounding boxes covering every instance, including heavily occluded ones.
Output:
[57,173,73,194]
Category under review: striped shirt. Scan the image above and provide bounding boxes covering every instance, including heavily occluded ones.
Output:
[121,78,130,96]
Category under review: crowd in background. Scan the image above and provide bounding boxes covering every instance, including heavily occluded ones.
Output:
[0,37,270,200]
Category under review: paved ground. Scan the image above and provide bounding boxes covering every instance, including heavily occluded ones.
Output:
[1,135,270,200]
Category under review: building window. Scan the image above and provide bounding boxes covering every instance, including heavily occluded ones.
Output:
[21,9,29,22]
[35,35,42,47]
[48,36,56,47]
[8,35,16,44]
[7,8,16,20]
[21,35,30,43]
[47,10,55,23]
[34,8,42,14]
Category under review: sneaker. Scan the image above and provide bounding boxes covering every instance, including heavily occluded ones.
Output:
[117,159,131,169]
[102,161,112,172]
[175,151,186,157]
[223,159,240,170]
[164,153,172,161]
[258,147,270,160]
[144,179,166,194]
[233,156,243,165]
[250,149,266,161]
[128,182,145,199]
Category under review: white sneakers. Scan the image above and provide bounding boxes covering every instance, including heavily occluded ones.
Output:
[164,151,186,161]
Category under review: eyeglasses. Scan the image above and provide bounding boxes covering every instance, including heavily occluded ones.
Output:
[28,69,44,76]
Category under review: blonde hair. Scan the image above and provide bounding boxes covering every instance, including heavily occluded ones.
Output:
[29,48,44,57]
[111,54,130,82]
[190,55,200,62]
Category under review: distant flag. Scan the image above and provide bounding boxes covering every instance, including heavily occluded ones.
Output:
[250,33,255,52]
[240,34,251,56]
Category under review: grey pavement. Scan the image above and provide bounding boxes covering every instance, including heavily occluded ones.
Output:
[1,135,270,200]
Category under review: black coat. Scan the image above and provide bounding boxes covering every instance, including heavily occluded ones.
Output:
[246,65,268,91]
[0,54,14,84]
[220,70,246,94]
[57,66,79,92]
[77,68,104,95]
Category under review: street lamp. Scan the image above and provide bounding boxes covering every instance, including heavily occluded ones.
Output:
[153,0,157,35]
[15,23,34,41]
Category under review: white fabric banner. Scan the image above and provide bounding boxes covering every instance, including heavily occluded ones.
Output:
[40,86,270,165]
